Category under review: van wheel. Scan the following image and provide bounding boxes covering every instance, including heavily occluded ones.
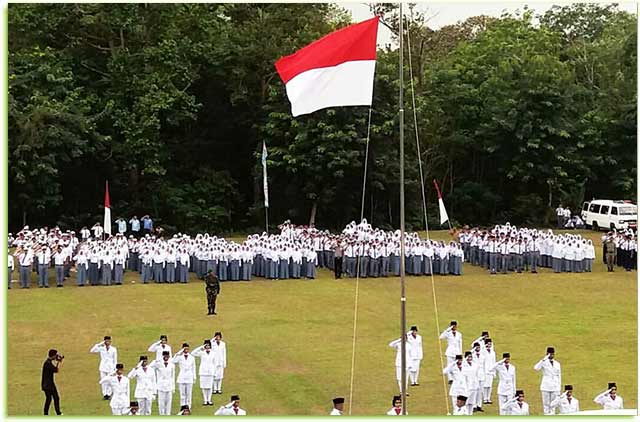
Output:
[610,223,616,230]
[592,221,599,231]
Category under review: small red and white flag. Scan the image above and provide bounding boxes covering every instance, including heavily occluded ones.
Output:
[104,181,112,236]
[275,17,379,117]
[433,179,449,225]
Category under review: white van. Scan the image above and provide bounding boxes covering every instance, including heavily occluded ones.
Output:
[581,199,637,231]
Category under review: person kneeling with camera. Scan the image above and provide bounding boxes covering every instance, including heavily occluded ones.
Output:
[42,349,64,415]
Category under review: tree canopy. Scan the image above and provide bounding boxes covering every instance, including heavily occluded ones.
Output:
[8,3,637,233]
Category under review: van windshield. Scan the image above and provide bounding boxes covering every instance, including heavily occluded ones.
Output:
[619,206,637,216]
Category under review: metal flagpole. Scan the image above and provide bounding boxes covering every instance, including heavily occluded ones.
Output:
[398,2,408,416]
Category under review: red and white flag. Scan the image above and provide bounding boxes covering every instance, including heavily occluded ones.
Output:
[433,179,449,225]
[104,181,112,236]
[275,17,379,117]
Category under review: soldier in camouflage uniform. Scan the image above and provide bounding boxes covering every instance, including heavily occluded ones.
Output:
[203,270,220,315]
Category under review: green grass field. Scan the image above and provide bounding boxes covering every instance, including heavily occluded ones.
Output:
[7,230,637,416]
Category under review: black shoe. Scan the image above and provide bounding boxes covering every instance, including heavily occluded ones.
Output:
[477,408,484,412]
[103,395,109,400]
[448,380,453,386]
[212,312,217,315]
[57,285,63,288]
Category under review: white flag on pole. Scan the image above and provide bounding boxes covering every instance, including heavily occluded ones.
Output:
[262,141,269,208]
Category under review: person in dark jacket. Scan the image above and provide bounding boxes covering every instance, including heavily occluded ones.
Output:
[42,349,64,415]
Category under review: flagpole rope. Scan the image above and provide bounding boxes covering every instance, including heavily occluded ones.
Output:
[348,107,373,415]
[406,26,451,415]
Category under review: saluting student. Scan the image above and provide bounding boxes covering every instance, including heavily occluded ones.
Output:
[443,354,468,409]
[491,352,516,415]
[533,346,562,415]
[406,326,423,386]
[439,321,462,382]
[330,397,344,415]
[593,382,623,410]
[172,343,197,409]
[148,335,172,361]
[210,332,227,394]
[503,390,529,416]
[550,384,579,414]
[150,351,176,416]
[127,356,157,416]
[15,247,34,288]
[99,363,130,415]
[191,340,216,406]
[90,336,118,400]
[452,395,469,416]
[389,336,410,394]
[214,394,247,415]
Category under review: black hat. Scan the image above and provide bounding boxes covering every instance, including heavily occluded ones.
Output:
[485,337,492,343]
[231,395,240,401]
[182,343,189,348]
[180,405,190,411]
[464,351,472,357]
[547,346,555,354]
[104,335,111,340]
[608,382,617,389]
[456,395,467,402]
[515,390,524,397]
[410,325,418,331]
[333,397,345,405]
[116,363,124,369]
[450,320,457,326]
[481,331,489,336]
[473,342,480,348]
[130,401,139,407]
[160,335,167,340]
[162,351,170,356]
[204,339,211,345]
[392,395,401,405]
[48,349,58,358]
[564,385,573,391]
[455,354,463,360]
[139,355,148,361]
[214,331,222,337]
[503,352,510,358]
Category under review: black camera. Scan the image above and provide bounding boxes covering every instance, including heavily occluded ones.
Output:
[55,354,64,361]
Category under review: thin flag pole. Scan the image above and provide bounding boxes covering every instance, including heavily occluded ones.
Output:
[399,2,408,416]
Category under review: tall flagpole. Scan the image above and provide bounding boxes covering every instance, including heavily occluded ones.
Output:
[398,2,408,416]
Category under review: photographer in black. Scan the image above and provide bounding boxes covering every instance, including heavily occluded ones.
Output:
[42,349,64,415]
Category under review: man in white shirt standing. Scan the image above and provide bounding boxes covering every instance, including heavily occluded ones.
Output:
[386,395,405,416]
[389,335,410,394]
[151,351,175,415]
[127,356,156,416]
[8,253,14,289]
[211,332,227,395]
[406,325,423,387]
[439,321,462,383]
[99,363,130,415]
[330,397,344,415]
[593,382,623,410]
[148,335,172,361]
[442,354,468,409]
[191,339,216,406]
[90,336,118,400]
[533,346,561,415]
[491,352,516,415]
[172,343,197,409]
[452,395,469,416]
[550,384,579,414]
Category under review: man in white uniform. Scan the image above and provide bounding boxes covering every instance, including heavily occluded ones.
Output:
[452,395,469,416]
[386,395,405,416]
[491,352,516,415]
[99,363,130,415]
[330,397,344,415]
[462,351,481,415]
[533,346,561,415]
[550,384,579,414]
[215,394,247,415]
[90,336,118,400]
[406,326,423,386]
[127,355,156,415]
[503,390,529,415]
[211,332,227,394]
[593,382,623,410]
[151,351,175,415]
[148,335,172,361]
[481,338,496,405]
[442,354,468,409]
[192,339,216,405]
[389,336,410,394]
[439,321,462,383]
[470,342,486,412]
[172,343,197,409]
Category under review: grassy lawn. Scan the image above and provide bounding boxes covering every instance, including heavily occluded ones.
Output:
[7,230,636,415]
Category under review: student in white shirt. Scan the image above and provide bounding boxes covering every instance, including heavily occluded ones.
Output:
[90,336,118,399]
[550,384,579,414]
[593,382,623,410]
[191,340,216,406]
[452,395,469,416]
[439,321,462,382]
[8,254,14,289]
[386,395,405,416]
[503,390,529,415]
[533,346,561,415]
[491,352,516,415]
[214,394,247,416]
[127,356,156,416]
[99,363,130,415]
[150,351,175,415]
[148,335,172,361]
[330,397,344,415]
[172,343,197,409]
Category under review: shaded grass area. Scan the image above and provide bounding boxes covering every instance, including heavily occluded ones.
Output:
[7,230,636,415]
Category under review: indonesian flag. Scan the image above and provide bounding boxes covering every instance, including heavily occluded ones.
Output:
[275,17,379,117]
[104,180,112,236]
[433,179,449,225]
